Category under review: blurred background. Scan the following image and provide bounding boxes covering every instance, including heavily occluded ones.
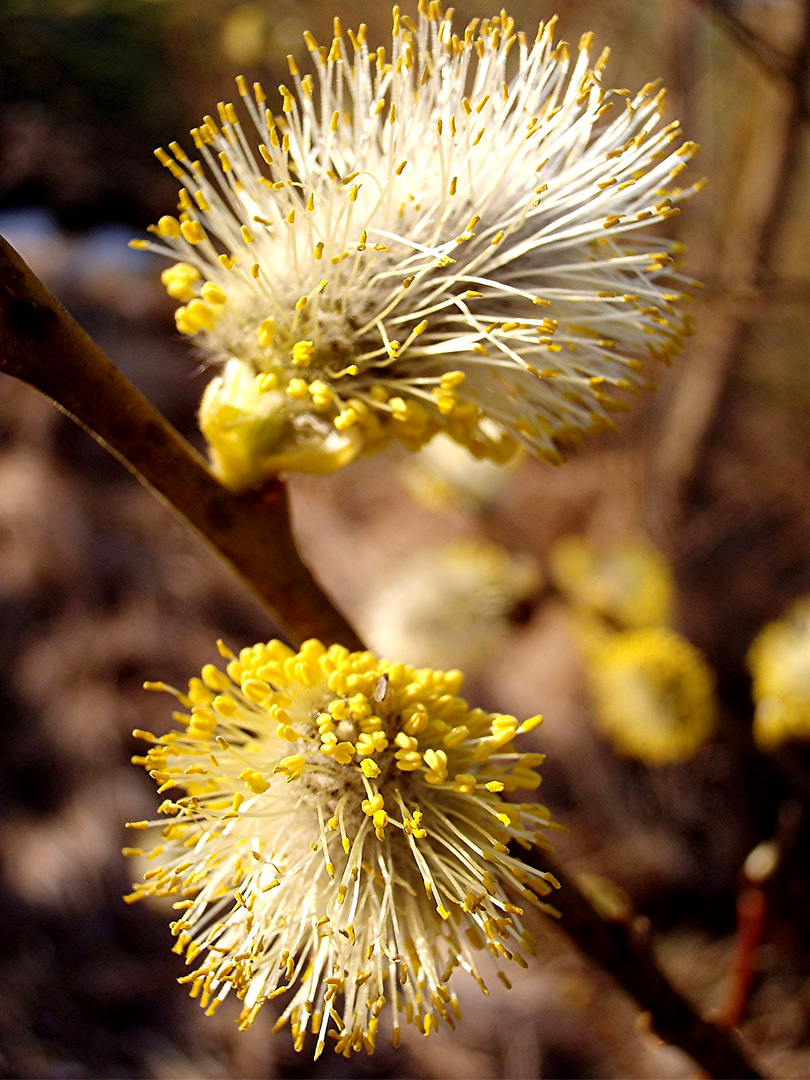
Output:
[1,0,810,1076]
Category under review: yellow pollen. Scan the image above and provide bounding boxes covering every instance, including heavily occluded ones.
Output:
[201,282,227,306]
[157,215,181,239]
[256,373,278,393]
[257,317,276,347]
[180,220,206,245]
[292,340,315,367]
[286,378,309,400]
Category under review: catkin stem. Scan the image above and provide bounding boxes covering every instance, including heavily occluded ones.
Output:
[0,235,363,650]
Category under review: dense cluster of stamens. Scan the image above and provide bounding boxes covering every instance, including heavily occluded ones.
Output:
[125,638,559,1056]
[134,3,701,489]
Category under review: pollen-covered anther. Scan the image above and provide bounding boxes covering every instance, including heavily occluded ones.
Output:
[440,370,466,391]
[285,378,309,400]
[357,731,389,756]
[321,733,356,764]
[453,773,477,794]
[257,317,276,347]
[175,299,219,336]
[256,373,278,393]
[361,792,384,817]
[423,748,448,784]
[292,340,315,367]
[239,768,270,794]
[200,282,226,306]
[334,408,359,430]
[274,754,307,782]
[160,262,200,300]
[179,220,206,245]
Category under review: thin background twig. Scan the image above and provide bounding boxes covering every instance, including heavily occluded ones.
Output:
[653,0,810,515]
[690,0,810,120]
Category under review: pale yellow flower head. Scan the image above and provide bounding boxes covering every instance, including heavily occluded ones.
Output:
[137,5,700,490]
[747,596,810,751]
[126,638,559,1056]
[549,535,675,630]
[586,627,717,765]
[362,539,541,671]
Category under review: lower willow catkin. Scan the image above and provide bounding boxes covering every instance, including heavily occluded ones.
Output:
[126,638,561,1057]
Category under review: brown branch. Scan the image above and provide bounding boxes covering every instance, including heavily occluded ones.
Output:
[653,0,810,509]
[536,852,765,1079]
[0,235,767,1078]
[0,234,363,651]
[689,0,810,122]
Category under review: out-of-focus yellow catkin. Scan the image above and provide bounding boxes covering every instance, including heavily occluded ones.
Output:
[586,626,717,765]
[549,535,675,630]
[361,539,541,672]
[748,596,810,750]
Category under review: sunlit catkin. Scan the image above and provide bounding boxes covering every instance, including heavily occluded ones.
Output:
[136,7,700,489]
[126,638,560,1056]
